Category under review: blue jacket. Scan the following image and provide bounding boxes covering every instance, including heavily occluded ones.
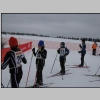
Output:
[79,44,86,55]
[57,46,69,59]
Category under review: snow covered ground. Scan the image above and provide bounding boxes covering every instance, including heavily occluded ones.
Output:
[1,34,100,88]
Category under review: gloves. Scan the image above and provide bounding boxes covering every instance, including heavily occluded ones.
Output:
[79,44,81,47]
[78,51,80,53]
[64,54,68,57]
[32,48,35,52]
[38,51,42,54]
[38,48,42,54]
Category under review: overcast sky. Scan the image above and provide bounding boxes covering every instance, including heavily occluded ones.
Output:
[2,14,100,38]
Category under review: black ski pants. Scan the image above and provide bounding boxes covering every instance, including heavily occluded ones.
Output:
[60,58,66,72]
[92,49,96,55]
[81,54,85,66]
[36,65,44,83]
[11,67,23,88]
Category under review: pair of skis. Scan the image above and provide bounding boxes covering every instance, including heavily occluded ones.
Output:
[47,69,72,78]
[26,83,54,88]
[89,80,100,82]
[66,65,90,68]
[83,74,100,77]
[27,69,71,88]
[83,74,100,82]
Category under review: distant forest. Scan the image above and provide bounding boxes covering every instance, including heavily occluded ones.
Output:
[2,31,100,42]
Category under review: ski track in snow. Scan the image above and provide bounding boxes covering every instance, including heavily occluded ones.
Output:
[2,35,100,88]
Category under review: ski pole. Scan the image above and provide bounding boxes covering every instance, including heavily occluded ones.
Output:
[33,59,40,88]
[84,61,90,72]
[95,66,100,75]
[50,53,58,73]
[62,74,64,80]
[25,53,34,87]
[33,71,37,86]
[33,65,38,87]
[1,70,5,88]
[7,79,11,87]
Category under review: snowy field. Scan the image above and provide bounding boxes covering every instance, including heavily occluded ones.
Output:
[1,34,100,88]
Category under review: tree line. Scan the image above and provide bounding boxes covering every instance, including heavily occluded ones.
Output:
[2,32,100,42]
[56,36,100,42]
[2,32,50,37]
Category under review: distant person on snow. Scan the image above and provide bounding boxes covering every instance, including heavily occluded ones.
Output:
[99,46,100,55]
[32,40,47,87]
[92,40,98,55]
[57,42,69,74]
[78,39,86,67]
[1,37,27,88]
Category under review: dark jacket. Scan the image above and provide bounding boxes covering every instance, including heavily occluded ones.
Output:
[79,44,86,55]
[1,47,27,74]
[57,46,69,60]
[33,47,47,66]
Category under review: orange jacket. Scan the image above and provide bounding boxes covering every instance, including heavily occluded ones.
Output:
[92,43,98,49]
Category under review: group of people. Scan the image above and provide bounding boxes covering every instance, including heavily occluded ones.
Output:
[1,36,99,88]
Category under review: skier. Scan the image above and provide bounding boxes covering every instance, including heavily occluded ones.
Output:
[1,37,27,88]
[32,40,47,87]
[57,42,69,74]
[99,46,100,56]
[92,40,98,55]
[78,39,86,67]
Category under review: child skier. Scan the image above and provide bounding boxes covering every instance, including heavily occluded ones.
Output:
[1,37,27,88]
[57,42,69,74]
[92,40,98,55]
[78,39,86,67]
[32,40,47,87]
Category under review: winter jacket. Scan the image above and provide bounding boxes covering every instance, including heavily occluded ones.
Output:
[33,47,47,66]
[1,47,27,74]
[79,44,86,55]
[92,43,98,49]
[57,46,69,60]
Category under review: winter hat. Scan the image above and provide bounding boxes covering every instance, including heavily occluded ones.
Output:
[9,37,18,47]
[94,39,96,42]
[38,40,44,46]
[60,42,65,46]
[82,39,85,43]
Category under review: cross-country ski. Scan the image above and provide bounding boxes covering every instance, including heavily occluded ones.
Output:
[89,80,100,82]
[27,83,54,88]
[83,74,100,77]
[47,69,70,78]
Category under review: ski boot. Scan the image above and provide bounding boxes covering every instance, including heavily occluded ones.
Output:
[60,70,65,75]
[39,81,43,86]
[59,70,62,73]
[98,75,100,77]
[33,83,39,88]
[78,64,83,67]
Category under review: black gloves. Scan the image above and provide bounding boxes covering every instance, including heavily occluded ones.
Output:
[78,51,80,53]
[32,48,35,52]
[64,54,68,57]
[38,50,42,54]
[79,44,81,47]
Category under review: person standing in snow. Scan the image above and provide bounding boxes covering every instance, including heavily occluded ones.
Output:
[32,40,47,87]
[78,39,86,67]
[92,40,98,55]
[1,37,27,88]
[57,42,69,74]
